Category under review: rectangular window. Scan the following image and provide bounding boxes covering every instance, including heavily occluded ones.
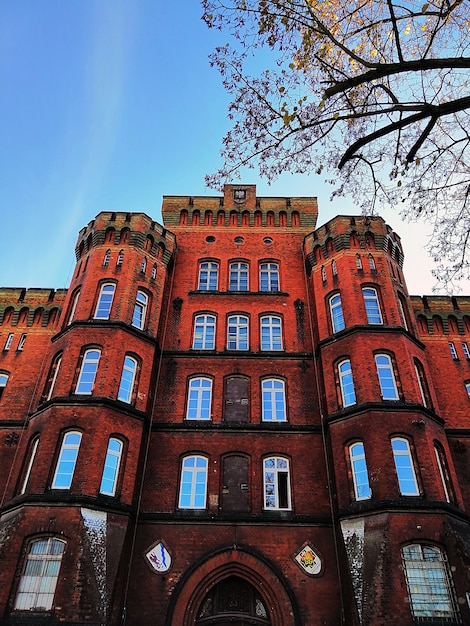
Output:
[375,354,399,400]
[329,294,345,333]
[179,455,208,508]
[4,333,14,351]
[20,437,39,495]
[17,333,27,351]
[263,457,291,510]
[462,342,470,360]
[229,262,249,291]
[391,437,419,495]
[449,342,458,360]
[52,431,82,489]
[198,262,219,290]
[259,262,279,291]
[260,315,283,350]
[193,314,216,350]
[117,356,137,403]
[94,284,115,320]
[363,287,383,324]
[132,290,148,329]
[350,442,371,500]
[100,438,123,496]
[339,359,356,407]
[75,349,100,395]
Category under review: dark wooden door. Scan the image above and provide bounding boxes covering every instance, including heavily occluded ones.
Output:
[224,376,249,422]
[222,455,249,511]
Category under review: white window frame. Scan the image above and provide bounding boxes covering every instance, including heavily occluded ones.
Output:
[17,333,27,351]
[391,437,419,495]
[75,349,100,395]
[363,287,383,324]
[44,355,62,402]
[0,372,9,400]
[462,342,470,360]
[329,294,345,333]
[4,333,14,351]
[331,259,337,276]
[14,537,66,611]
[259,262,279,291]
[186,377,212,420]
[117,356,137,403]
[229,262,249,291]
[94,283,115,320]
[103,249,111,267]
[227,315,249,350]
[434,444,452,503]
[20,437,39,495]
[355,254,362,270]
[178,455,208,509]
[67,290,80,325]
[349,442,371,500]
[198,262,219,290]
[132,290,148,329]
[193,314,216,350]
[368,254,376,270]
[263,456,291,510]
[260,315,283,351]
[375,354,399,400]
[338,359,356,407]
[414,361,429,407]
[99,437,123,496]
[51,431,82,489]
[261,378,287,421]
[449,341,458,359]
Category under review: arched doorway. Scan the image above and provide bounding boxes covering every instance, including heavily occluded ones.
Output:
[196,576,270,625]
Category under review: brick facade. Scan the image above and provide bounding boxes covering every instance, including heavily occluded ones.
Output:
[1,185,470,625]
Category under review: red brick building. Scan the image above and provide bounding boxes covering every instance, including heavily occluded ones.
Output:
[1,184,470,625]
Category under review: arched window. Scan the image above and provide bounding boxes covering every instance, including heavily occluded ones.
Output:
[94,283,115,319]
[196,577,269,624]
[355,254,362,270]
[321,265,327,282]
[291,211,300,226]
[260,315,283,351]
[363,287,383,324]
[193,314,216,350]
[198,261,219,291]
[144,235,154,252]
[0,372,9,400]
[132,290,148,329]
[229,262,249,291]
[338,359,356,407]
[14,537,66,611]
[140,258,147,274]
[205,210,213,225]
[179,455,208,509]
[259,262,279,291]
[261,378,286,421]
[116,249,124,266]
[375,354,399,400]
[119,228,130,244]
[19,436,39,495]
[52,431,82,489]
[75,349,101,394]
[402,545,460,621]
[100,437,123,496]
[349,442,371,500]
[217,210,225,225]
[105,227,115,243]
[263,456,291,509]
[266,211,275,226]
[42,353,62,402]
[186,377,212,420]
[414,359,432,408]
[103,249,111,267]
[391,437,419,495]
[368,254,376,270]
[331,259,338,277]
[179,209,188,225]
[227,315,249,350]
[4,333,14,350]
[67,289,80,325]
[151,263,157,280]
[329,293,345,333]
[117,356,138,403]
[434,442,454,504]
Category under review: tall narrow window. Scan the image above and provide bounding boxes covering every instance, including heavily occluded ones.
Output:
[355,254,362,270]
[260,262,279,291]
[331,259,337,277]
[391,437,419,495]
[368,254,376,270]
[18,333,27,351]
[414,359,432,408]
[52,431,82,489]
[449,342,458,360]
[321,266,327,282]
[260,315,283,350]
[349,442,371,500]
[462,342,470,360]
[198,262,219,290]
[20,437,39,495]
[375,354,399,400]
[402,545,460,621]
[186,377,212,420]
[338,359,356,407]
[103,249,111,267]
[75,349,100,395]
[140,258,147,274]
[193,314,216,350]
[132,290,148,329]
[67,289,80,325]
[116,249,124,266]
[94,283,115,319]
[363,287,383,324]
[179,455,208,509]
[4,333,14,350]
[229,262,249,291]
[263,457,291,510]
[42,354,62,402]
[100,438,123,496]
[398,295,409,331]
[151,263,157,279]
[0,372,9,400]
[329,294,345,333]
[434,443,454,504]
[117,356,138,403]
[261,378,286,421]
[14,538,66,611]
[227,315,249,350]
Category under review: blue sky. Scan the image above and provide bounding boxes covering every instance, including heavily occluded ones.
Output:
[0,0,463,294]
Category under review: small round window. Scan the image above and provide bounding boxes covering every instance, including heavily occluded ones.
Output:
[263,237,273,245]
[206,236,216,243]
[234,236,244,244]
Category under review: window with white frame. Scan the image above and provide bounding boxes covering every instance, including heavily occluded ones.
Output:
[94,283,115,319]
[331,259,337,277]
[75,349,100,394]
[179,455,208,508]
[414,359,431,408]
[355,254,362,270]
[14,537,66,611]
[449,342,458,360]
[363,287,383,324]
[375,354,399,400]
[329,293,345,333]
[117,356,138,403]
[4,333,14,351]
[260,315,283,350]
[20,437,39,495]
[349,442,371,500]
[0,372,9,400]
[402,544,460,621]
[398,295,409,331]
[229,262,249,291]
[263,457,291,509]
[259,262,279,291]
[140,258,147,274]
[116,249,124,266]
[100,437,123,496]
[103,249,111,267]
[186,377,212,420]
[52,431,82,489]
[261,378,286,421]
[368,254,376,270]
[466,381,470,398]
[462,342,470,360]
[132,290,148,329]
[67,289,80,325]
[198,261,219,290]
[42,354,62,402]
[227,315,249,350]
[391,437,419,495]
[338,359,356,407]
[151,264,157,280]
[18,333,27,351]
[321,266,326,282]
[434,443,453,504]
[193,314,216,350]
